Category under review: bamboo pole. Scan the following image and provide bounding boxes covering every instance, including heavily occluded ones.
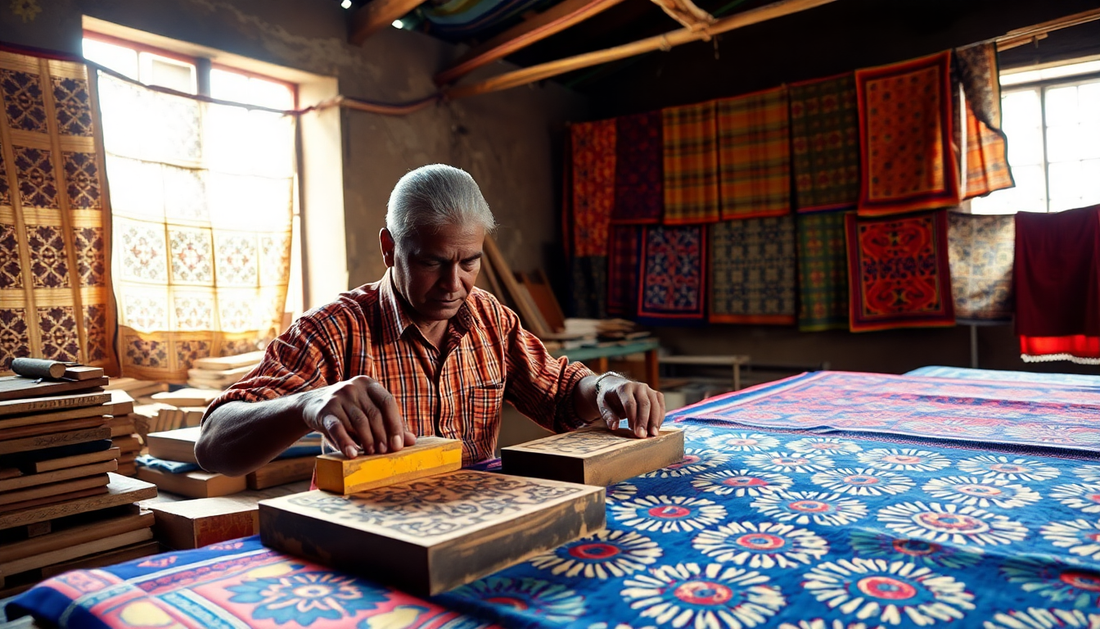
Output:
[446,0,837,100]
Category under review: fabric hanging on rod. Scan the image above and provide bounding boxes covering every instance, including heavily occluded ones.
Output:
[955,42,1015,200]
[0,48,118,373]
[947,212,1014,323]
[606,225,642,317]
[1015,205,1100,364]
[661,100,719,224]
[570,119,616,258]
[97,72,295,382]
[715,85,791,220]
[855,51,961,216]
[789,73,861,213]
[612,111,662,224]
[636,224,707,324]
[845,209,955,332]
[570,255,608,319]
[797,210,850,331]
[709,216,796,324]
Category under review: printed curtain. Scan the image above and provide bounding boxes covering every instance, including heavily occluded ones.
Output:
[0,48,117,372]
[97,72,294,382]
[716,86,791,220]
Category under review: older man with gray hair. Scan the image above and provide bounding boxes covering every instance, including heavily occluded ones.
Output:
[197,164,665,476]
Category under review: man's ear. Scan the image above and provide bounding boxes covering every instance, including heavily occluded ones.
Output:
[379,228,396,268]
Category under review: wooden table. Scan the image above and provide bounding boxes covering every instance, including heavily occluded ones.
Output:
[661,354,750,391]
[550,339,660,388]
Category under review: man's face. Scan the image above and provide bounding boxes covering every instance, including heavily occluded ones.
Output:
[382,222,484,323]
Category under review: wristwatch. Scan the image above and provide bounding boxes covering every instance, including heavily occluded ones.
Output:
[594,371,629,400]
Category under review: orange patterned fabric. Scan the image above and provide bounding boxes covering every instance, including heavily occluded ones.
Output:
[662,101,719,224]
[956,43,1014,200]
[716,86,791,220]
[570,119,616,257]
[207,273,595,465]
[856,51,960,216]
[0,49,118,373]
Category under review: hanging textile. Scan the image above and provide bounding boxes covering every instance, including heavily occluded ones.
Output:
[606,225,642,317]
[570,255,607,319]
[797,211,850,331]
[716,86,791,220]
[0,48,117,372]
[1015,205,1100,364]
[612,111,662,224]
[661,101,719,224]
[947,212,1014,323]
[955,42,1014,200]
[855,51,960,216]
[789,74,860,213]
[709,216,795,324]
[845,210,955,332]
[636,224,706,324]
[98,73,294,382]
[570,119,616,257]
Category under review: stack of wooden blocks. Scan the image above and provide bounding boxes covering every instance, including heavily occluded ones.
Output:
[259,427,684,596]
[0,370,159,596]
[185,351,264,391]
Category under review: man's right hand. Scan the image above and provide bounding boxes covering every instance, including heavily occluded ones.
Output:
[298,376,416,459]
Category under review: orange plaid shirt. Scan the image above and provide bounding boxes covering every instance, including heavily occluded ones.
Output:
[207,272,595,464]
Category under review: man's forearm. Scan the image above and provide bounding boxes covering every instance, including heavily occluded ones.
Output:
[195,395,312,477]
[572,375,600,423]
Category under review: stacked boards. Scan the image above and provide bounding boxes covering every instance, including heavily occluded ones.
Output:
[502,426,685,485]
[186,351,263,390]
[0,373,158,594]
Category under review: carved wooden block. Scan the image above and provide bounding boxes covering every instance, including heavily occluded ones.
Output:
[0,474,157,530]
[501,426,685,486]
[151,497,258,549]
[260,470,605,596]
[247,457,315,490]
[313,436,462,495]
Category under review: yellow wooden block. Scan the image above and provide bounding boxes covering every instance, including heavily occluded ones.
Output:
[314,436,462,495]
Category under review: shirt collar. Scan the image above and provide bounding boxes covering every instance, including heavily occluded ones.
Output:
[378,270,481,346]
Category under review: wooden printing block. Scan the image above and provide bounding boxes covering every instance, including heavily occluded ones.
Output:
[247,457,316,490]
[260,470,605,596]
[313,436,462,495]
[150,498,258,549]
[0,474,157,530]
[501,426,686,486]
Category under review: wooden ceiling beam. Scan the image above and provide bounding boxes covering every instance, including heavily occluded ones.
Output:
[446,0,837,100]
[350,0,424,46]
[434,0,626,86]
[650,0,715,31]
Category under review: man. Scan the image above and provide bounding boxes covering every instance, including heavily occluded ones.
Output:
[197,164,665,476]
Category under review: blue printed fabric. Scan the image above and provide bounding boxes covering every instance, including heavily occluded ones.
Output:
[907,365,1100,387]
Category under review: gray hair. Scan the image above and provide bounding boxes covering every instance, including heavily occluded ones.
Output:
[385,164,495,242]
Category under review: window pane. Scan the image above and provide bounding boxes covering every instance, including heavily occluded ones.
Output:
[1079,81,1100,113]
[1047,125,1082,162]
[1049,161,1083,212]
[248,78,294,110]
[211,69,293,110]
[1006,123,1044,166]
[1046,86,1079,126]
[972,164,1046,214]
[82,38,138,80]
[1003,90,1041,126]
[1080,125,1100,160]
[210,68,250,103]
[141,53,196,94]
[1081,159,1100,208]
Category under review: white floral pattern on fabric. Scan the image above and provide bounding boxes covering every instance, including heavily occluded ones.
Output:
[981,608,1100,629]
[956,455,1060,482]
[856,449,951,472]
[692,521,829,568]
[921,476,1041,509]
[691,469,794,497]
[705,432,780,452]
[877,502,1028,546]
[811,468,915,496]
[643,448,731,479]
[529,529,661,579]
[751,490,868,526]
[1050,483,1100,514]
[743,451,834,474]
[848,530,983,569]
[786,438,863,455]
[622,563,785,629]
[1000,557,1100,609]
[1041,519,1100,560]
[611,496,727,533]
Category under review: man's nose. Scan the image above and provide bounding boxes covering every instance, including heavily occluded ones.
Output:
[440,264,461,292]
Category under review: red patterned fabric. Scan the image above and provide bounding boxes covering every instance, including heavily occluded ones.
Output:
[636,225,707,323]
[612,111,662,224]
[571,119,616,257]
[1015,206,1100,364]
[606,225,642,316]
[856,52,960,216]
[845,210,954,332]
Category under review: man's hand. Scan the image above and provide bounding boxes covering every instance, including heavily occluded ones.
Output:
[596,377,666,438]
[298,376,416,459]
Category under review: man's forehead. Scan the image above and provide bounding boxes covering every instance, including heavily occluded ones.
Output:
[402,225,484,256]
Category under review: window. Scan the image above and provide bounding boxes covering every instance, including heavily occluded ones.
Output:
[82,32,304,378]
[972,59,1100,214]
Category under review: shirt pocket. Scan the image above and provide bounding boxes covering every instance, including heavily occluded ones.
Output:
[467,381,505,424]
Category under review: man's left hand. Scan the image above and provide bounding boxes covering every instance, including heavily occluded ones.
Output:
[597,377,666,438]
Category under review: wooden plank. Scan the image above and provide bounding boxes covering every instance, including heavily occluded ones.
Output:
[520,271,565,332]
[25,521,51,537]
[314,436,462,495]
[0,474,111,508]
[0,509,153,563]
[136,467,247,499]
[260,470,605,596]
[192,351,265,371]
[112,435,141,453]
[0,485,108,514]
[39,540,160,578]
[0,415,109,441]
[150,497,258,550]
[0,426,112,456]
[0,527,152,576]
[146,427,202,463]
[447,0,837,100]
[483,236,549,337]
[502,426,685,486]
[0,391,111,419]
[349,0,424,45]
[32,447,119,474]
[247,457,316,490]
[64,366,105,381]
[0,394,131,432]
[0,474,158,530]
[0,460,117,492]
[433,0,626,85]
[0,376,108,402]
[106,390,135,415]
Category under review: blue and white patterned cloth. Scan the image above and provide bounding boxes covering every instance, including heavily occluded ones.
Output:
[907,365,1100,387]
